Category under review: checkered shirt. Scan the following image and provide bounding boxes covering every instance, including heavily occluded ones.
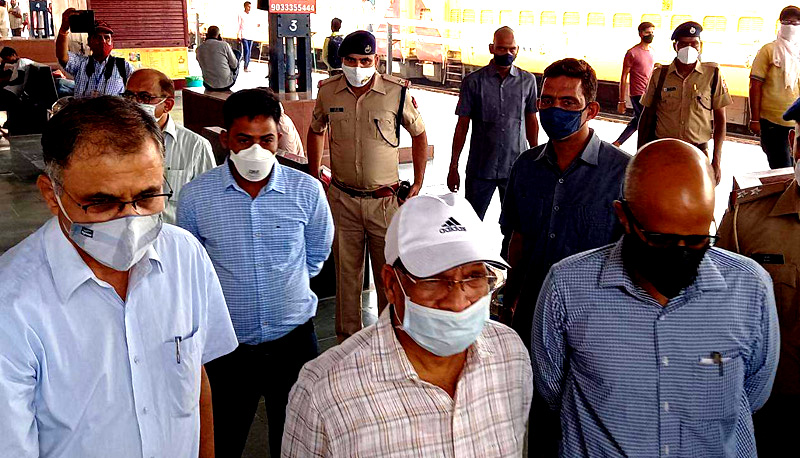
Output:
[282,307,533,457]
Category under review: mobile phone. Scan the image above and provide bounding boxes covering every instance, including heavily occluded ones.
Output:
[397,181,411,201]
[69,10,95,34]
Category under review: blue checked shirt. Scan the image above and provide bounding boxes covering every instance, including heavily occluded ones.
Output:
[533,240,780,458]
[177,162,334,344]
[65,52,134,98]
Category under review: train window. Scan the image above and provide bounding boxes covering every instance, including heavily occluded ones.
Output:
[480,10,494,24]
[563,12,580,26]
[703,16,727,32]
[463,9,475,23]
[737,17,763,32]
[519,11,535,25]
[641,14,662,28]
[500,10,514,25]
[449,9,461,23]
[541,11,557,26]
[588,13,605,27]
[670,15,692,30]
[613,13,632,28]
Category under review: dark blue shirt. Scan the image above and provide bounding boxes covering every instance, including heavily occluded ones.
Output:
[499,131,630,343]
[455,63,538,180]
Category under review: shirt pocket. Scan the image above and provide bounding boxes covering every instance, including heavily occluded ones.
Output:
[480,88,500,122]
[692,349,744,421]
[328,112,353,145]
[161,329,201,417]
[659,89,681,111]
[260,214,305,271]
[695,88,714,111]
[370,109,397,144]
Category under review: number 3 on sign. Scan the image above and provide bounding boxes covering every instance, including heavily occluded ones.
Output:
[289,19,298,32]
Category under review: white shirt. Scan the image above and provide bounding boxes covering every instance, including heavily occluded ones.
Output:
[163,115,217,224]
[2,57,32,97]
[282,307,533,457]
[237,11,257,40]
[0,219,238,458]
[278,103,305,158]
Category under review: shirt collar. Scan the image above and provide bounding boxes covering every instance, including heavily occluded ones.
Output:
[536,129,601,167]
[599,238,727,295]
[371,305,493,383]
[222,158,287,195]
[163,114,177,141]
[43,216,164,302]
[668,59,703,76]
[769,180,800,218]
[486,62,518,78]
[334,73,385,95]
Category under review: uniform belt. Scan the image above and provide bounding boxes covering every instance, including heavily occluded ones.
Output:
[332,179,399,199]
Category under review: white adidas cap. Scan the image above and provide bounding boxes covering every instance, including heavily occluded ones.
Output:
[384,193,509,278]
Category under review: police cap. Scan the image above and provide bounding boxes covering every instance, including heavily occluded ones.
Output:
[671,21,702,40]
[783,97,800,122]
[338,30,376,57]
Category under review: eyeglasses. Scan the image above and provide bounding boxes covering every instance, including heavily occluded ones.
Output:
[60,179,173,218]
[621,200,718,248]
[395,263,505,302]
[781,19,800,25]
[122,90,168,105]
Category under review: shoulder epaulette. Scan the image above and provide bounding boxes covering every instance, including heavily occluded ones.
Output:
[732,180,790,206]
[382,74,411,88]
[318,74,343,88]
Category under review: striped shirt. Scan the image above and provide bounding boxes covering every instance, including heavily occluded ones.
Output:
[176,162,333,344]
[162,116,216,225]
[65,52,134,99]
[533,240,780,458]
[282,307,533,457]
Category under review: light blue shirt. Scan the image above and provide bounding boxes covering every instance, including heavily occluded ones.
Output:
[177,162,334,344]
[533,240,780,458]
[0,218,238,458]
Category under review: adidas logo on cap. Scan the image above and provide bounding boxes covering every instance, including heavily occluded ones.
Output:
[439,217,466,233]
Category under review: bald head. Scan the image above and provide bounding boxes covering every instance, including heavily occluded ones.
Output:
[622,139,715,235]
[127,68,174,98]
[493,26,515,43]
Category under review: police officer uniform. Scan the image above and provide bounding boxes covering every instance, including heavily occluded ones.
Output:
[716,97,800,457]
[641,22,732,151]
[310,31,426,341]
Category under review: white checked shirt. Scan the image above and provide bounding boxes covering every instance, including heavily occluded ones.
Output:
[0,218,238,458]
[163,115,216,224]
[282,307,533,457]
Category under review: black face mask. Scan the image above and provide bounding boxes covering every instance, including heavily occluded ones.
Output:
[493,53,515,67]
[621,233,709,299]
[642,34,654,44]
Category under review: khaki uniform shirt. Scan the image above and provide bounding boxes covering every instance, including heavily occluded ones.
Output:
[717,180,800,396]
[642,60,732,145]
[310,73,425,190]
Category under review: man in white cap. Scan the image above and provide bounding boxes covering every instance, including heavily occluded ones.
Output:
[282,194,532,457]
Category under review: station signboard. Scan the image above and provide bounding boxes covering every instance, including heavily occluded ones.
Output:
[268,0,316,14]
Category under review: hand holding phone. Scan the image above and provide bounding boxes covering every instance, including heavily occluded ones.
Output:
[68,10,95,34]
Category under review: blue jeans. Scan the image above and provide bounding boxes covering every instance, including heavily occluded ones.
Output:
[614,95,644,146]
[240,38,253,68]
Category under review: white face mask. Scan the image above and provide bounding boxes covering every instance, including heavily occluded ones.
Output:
[677,46,700,65]
[342,64,376,87]
[393,271,489,357]
[138,101,165,123]
[781,24,800,43]
[54,189,163,272]
[229,143,276,182]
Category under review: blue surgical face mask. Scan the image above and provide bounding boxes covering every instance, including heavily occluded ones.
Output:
[493,53,515,67]
[393,271,489,357]
[539,106,587,141]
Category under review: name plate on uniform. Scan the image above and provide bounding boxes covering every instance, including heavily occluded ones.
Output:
[751,253,785,265]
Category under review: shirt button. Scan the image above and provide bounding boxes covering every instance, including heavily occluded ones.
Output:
[662,356,669,366]
[663,401,670,412]
[263,321,268,326]
[143,407,149,414]
[554,205,560,211]
[558,178,565,184]
[134,356,140,364]
[549,233,556,239]
[254,232,261,237]
[663,444,670,456]
[658,315,666,321]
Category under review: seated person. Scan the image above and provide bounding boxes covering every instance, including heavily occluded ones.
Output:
[196,26,240,91]
[0,47,33,128]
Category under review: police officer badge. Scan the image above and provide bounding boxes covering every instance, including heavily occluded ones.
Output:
[365,44,372,54]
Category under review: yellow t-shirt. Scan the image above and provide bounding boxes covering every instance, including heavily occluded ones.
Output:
[750,41,800,127]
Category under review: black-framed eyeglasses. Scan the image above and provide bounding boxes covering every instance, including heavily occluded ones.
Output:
[122,90,168,105]
[621,199,718,248]
[395,263,505,302]
[60,179,173,217]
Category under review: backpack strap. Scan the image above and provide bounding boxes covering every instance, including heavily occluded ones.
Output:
[653,65,668,104]
[710,65,719,109]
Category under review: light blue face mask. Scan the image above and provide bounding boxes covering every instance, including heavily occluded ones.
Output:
[393,271,490,357]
